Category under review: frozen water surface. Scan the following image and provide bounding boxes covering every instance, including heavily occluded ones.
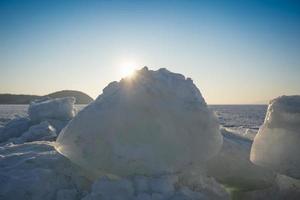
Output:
[0,71,299,199]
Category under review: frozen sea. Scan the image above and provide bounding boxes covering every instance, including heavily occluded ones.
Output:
[210,105,267,138]
[0,104,267,139]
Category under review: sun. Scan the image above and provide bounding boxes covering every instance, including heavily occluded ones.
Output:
[120,63,137,78]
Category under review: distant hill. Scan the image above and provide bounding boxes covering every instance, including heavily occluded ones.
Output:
[45,90,94,104]
[0,90,93,104]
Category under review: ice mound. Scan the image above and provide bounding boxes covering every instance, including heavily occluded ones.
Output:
[82,173,229,200]
[29,97,76,122]
[56,67,222,177]
[250,95,300,179]
[0,141,90,200]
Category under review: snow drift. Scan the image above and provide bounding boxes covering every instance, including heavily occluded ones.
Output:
[56,67,223,177]
[250,95,300,179]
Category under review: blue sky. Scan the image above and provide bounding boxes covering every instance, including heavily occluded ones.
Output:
[1,0,299,104]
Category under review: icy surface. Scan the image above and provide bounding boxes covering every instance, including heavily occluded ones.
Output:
[0,141,90,200]
[207,128,276,190]
[13,121,57,143]
[0,98,79,144]
[250,95,300,179]
[82,173,229,200]
[0,117,31,143]
[236,174,300,200]
[29,97,76,122]
[0,105,28,126]
[210,105,267,140]
[57,67,223,177]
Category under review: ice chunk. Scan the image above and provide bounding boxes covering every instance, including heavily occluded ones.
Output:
[56,67,222,177]
[0,141,89,200]
[15,121,57,143]
[29,97,76,122]
[0,117,31,143]
[250,95,300,179]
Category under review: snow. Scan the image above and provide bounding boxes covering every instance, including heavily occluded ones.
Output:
[56,67,223,177]
[0,97,77,144]
[210,104,267,140]
[13,121,57,143]
[0,117,31,143]
[0,105,28,126]
[82,173,229,200]
[0,70,299,199]
[250,95,300,179]
[0,141,90,200]
[207,128,276,190]
[29,97,76,122]
[236,174,300,199]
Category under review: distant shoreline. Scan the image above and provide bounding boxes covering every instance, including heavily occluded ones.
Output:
[0,90,93,104]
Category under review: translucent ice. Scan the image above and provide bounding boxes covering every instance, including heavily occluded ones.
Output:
[250,95,300,179]
[56,67,222,177]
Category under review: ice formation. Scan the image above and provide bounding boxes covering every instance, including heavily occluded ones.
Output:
[82,173,229,200]
[250,95,300,179]
[0,117,31,142]
[56,67,223,177]
[14,121,57,143]
[29,97,76,122]
[207,128,276,190]
[0,97,76,144]
[236,174,300,199]
[0,141,90,200]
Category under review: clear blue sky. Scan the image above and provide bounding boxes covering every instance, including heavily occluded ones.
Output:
[1,0,299,104]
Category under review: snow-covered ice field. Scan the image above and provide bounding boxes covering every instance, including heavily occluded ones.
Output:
[0,104,266,137]
[210,105,267,136]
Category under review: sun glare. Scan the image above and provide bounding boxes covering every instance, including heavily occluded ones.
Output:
[120,63,137,78]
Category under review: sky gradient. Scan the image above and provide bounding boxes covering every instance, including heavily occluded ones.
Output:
[1,0,300,104]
